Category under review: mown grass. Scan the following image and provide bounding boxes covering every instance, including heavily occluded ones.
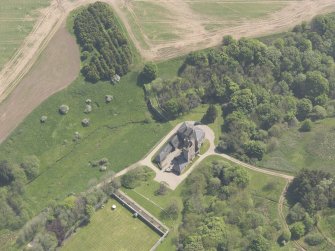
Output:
[0,72,172,214]
[122,155,288,250]
[0,0,50,70]
[260,118,335,174]
[61,199,160,251]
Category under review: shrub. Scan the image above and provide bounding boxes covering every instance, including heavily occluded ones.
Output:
[266,137,279,153]
[40,116,47,123]
[99,166,107,172]
[81,118,90,127]
[290,222,305,240]
[140,62,158,83]
[84,104,92,114]
[304,233,323,246]
[85,99,92,104]
[59,105,69,115]
[278,230,291,246]
[21,156,40,181]
[299,119,312,132]
[155,182,168,196]
[310,105,327,120]
[201,104,218,124]
[161,201,179,220]
[105,95,113,103]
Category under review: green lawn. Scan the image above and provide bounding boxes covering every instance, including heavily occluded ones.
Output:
[0,0,50,70]
[61,199,160,251]
[260,118,335,174]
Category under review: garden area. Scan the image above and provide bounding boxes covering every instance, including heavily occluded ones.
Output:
[61,199,160,251]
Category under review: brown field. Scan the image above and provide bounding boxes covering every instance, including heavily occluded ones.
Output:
[0,22,80,143]
[0,0,335,143]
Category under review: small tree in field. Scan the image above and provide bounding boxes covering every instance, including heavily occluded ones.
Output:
[140,63,157,83]
[202,104,218,124]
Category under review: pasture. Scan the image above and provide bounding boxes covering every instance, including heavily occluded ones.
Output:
[61,199,160,251]
[0,0,50,70]
[260,118,335,174]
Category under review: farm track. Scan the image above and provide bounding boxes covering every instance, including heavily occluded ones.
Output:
[0,0,335,143]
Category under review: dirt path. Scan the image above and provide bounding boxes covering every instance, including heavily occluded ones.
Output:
[0,23,80,143]
[1,0,334,144]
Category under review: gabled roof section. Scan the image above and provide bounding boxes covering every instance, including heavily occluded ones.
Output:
[156,144,173,162]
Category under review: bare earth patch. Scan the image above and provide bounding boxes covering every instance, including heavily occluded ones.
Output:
[0,23,80,143]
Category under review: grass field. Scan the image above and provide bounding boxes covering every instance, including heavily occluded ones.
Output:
[61,199,160,251]
[319,208,335,242]
[120,0,289,50]
[122,155,289,250]
[0,0,50,70]
[260,118,335,174]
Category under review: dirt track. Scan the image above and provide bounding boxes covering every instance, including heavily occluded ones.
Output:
[0,0,335,143]
[0,23,80,143]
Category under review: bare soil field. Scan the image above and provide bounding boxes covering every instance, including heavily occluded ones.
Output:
[0,22,80,143]
[0,0,335,143]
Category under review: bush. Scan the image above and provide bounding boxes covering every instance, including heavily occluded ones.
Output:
[59,105,69,115]
[161,201,179,220]
[155,182,168,196]
[81,118,90,127]
[40,116,47,123]
[310,105,327,120]
[140,62,158,83]
[290,222,305,240]
[120,167,152,189]
[243,141,266,161]
[21,156,40,181]
[105,95,113,103]
[85,99,92,104]
[266,137,279,153]
[201,104,218,124]
[299,119,312,132]
[304,233,323,246]
[278,230,291,246]
[84,104,92,114]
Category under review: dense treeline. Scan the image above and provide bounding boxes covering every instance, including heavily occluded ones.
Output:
[147,13,335,161]
[285,169,335,245]
[178,160,282,251]
[0,157,40,231]
[74,2,132,83]
[16,184,114,250]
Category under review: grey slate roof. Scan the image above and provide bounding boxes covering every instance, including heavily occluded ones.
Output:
[156,143,173,163]
[195,127,205,143]
[170,135,180,149]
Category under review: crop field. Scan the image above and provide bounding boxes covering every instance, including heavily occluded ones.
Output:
[260,118,335,175]
[0,0,50,70]
[114,0,335,60]
[62,199,160,251]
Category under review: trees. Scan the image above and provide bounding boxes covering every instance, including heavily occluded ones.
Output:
[74,2,132,83]
[161,201,179,220]
[290,222,305,239]
[248,235,270,251]
[243,141,266,161]
[0,160,14,186]
[140,63,158,83]
[305,71,329,105]
[202,104,218,124]
[296,98,312,121]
